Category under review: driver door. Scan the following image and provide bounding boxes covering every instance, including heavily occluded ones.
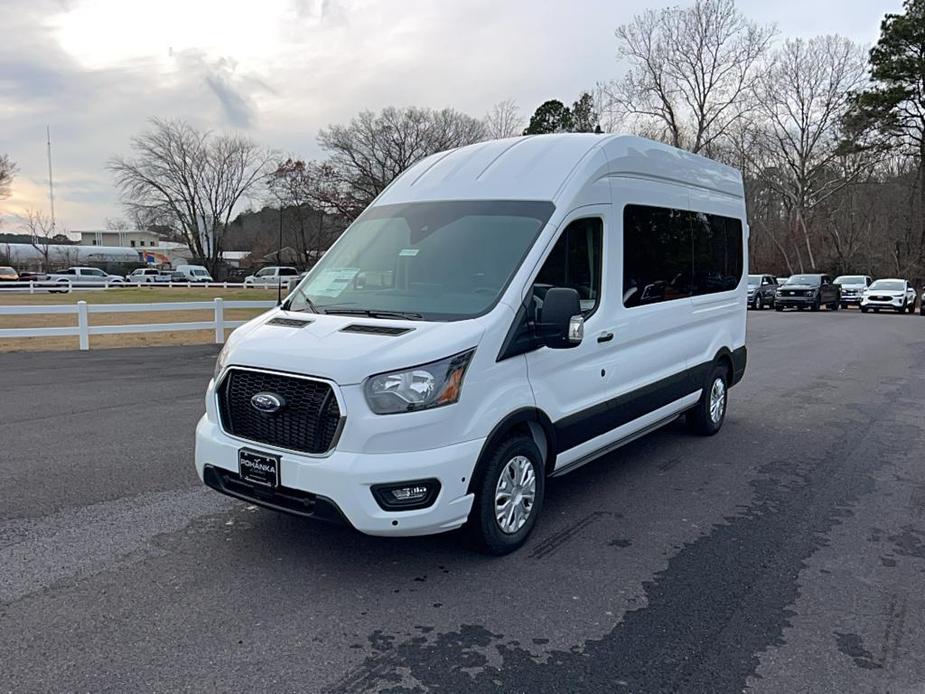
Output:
[525,206,620,463]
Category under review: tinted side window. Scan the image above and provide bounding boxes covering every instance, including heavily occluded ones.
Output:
[535,218,603,315]
[623,205,691,308]
[691,213,743,296]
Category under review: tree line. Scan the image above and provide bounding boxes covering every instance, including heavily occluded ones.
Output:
[3,0,924,281]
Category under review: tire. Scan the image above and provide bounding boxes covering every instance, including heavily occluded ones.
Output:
[687,364,729,436]
[861,306,868,313]
[874,308,880,313]
[908,301,916,314]
[811,298,820,312]
[840,302,847,310]
[465,435,545,556]
[831,301,839,311]
[754,295,763,310]
[775,305,784,312]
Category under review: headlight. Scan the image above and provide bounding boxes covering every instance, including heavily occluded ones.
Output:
[214,342,232,380]
[364,349,475,414]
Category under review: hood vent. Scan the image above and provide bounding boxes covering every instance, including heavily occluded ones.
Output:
[267,317,313,328]
[341,324,413,336]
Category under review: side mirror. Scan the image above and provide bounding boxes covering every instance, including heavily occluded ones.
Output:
[540,287,583,349]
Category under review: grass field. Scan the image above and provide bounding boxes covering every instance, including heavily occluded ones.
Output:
[0,287,279,351]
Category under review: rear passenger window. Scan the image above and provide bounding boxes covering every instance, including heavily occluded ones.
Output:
[623,204,743,307]
[623,205,691,307]
[691,213,743,296]
[535,218,603,315]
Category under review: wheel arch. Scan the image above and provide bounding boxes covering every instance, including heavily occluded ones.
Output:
[468,408,558,494]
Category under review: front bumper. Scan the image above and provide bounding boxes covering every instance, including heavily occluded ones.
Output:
[195,416,479,537]
[840,294,862,304]
[861,298,905,310]
[775,294,816,307]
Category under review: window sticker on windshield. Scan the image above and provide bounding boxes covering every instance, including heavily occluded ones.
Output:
[308,268,359,297]
[398,248,420,257]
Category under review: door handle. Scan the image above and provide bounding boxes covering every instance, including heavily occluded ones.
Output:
[597,331,614,343]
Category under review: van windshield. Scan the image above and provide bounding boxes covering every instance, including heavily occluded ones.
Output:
[287,200,555,321]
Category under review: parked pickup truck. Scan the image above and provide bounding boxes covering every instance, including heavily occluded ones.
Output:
[45,266,126,291]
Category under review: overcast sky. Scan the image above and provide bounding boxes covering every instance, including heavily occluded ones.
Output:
[0,0,901,231]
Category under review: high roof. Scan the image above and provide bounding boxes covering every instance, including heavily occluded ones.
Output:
[377,134,743,206]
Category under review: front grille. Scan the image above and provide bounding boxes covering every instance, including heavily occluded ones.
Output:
[217,368,342,454]
[870,295,892,302]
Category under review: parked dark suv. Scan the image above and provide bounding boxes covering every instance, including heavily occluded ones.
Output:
[747,274,778,309]
[774,274,841,311]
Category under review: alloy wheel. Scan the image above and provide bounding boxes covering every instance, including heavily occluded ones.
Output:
[494,455,537,534]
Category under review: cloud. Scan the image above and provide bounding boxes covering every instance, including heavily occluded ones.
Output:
[171,50,259,128]
[0,0,901,230]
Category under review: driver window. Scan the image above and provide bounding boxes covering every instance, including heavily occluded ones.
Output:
[534,218,603,316]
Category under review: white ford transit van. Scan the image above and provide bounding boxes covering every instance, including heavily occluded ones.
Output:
[195,134,748,554]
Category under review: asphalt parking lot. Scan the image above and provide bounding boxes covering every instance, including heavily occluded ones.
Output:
[2,309,925,693]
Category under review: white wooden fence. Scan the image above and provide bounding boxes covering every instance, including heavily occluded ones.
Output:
[0,298,276,350]
[0,280,291,294]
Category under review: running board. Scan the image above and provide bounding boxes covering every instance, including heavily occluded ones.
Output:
[550,413,682,478]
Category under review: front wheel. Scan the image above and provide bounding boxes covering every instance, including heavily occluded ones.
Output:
[465,435,545,556]
[754,295,763,310]
[687,365,728,436]
[775,305,784,312]
[861,306,869,313]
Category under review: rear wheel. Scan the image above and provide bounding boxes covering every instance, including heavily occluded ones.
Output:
[465,435,545,555]
[687,365,729,436]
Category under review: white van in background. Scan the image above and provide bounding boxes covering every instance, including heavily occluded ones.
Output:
[173,264,213,283]
[195,134,748,555]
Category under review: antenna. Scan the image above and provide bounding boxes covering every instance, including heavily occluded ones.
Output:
[46,125,56,235]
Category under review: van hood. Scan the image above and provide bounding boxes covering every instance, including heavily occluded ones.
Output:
[224,309,487,385]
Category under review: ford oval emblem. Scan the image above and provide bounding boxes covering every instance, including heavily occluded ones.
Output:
[251,392,285,414]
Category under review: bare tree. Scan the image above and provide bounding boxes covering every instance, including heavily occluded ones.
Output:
[20,208,58,270]
[318,107,487,218]
[608,0,774,153]
[105,217,131,232]
[484,99,523,139]
[0,154,15,202]
[743,36,868,270]
[266,159,345,269]
[108,118,274,271]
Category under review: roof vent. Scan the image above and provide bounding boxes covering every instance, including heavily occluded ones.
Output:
[340,324,413,336]
[267,317,313,328]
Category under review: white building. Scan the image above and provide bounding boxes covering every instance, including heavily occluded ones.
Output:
[78,229,163,248]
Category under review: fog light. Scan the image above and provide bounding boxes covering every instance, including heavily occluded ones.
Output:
[371,479,441,511]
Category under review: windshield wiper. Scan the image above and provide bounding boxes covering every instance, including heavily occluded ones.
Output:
[322,307,424,321]
[283,291,322,315]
